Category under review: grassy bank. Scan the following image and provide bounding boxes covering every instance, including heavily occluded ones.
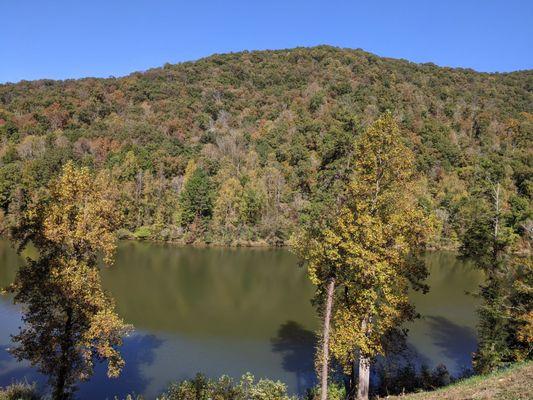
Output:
[383,361,532,400]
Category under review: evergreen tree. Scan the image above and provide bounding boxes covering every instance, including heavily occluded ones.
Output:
[461,180,532,373]
[178,165,213,227]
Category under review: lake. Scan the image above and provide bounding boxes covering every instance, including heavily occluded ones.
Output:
[0,240,483,399]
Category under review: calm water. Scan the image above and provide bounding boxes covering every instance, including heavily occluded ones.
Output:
[0,240,483,399]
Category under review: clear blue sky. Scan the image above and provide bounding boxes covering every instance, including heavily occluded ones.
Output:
[1,0,532,83]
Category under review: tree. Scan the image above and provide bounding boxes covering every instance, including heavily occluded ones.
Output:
[333,113,431,399]
[290,197,341,400]
[5,162,131,400]
[0,163,21,211]
[178,164,213,227]
[292,113,431,400]
[460,179,532,373]
[212,177,245,243]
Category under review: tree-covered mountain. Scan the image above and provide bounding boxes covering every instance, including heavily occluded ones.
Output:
[0,46,531,247]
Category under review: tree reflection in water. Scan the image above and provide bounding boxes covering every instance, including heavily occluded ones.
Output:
[271,321,317,394]
[77,333,163,399]
[425,316,477,371]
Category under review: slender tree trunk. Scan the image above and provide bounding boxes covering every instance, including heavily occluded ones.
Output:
[54,307,73,400]
[357,318,370,400]
[493,182,500,240]
[320,277,336,400]
[491,182,502,276]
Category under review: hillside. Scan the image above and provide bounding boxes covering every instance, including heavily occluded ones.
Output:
[0,46,531,246]
[384,362,533,400]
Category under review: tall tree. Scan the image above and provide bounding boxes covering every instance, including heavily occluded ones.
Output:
[289,110,359,400]
[5,162,131,400]
[292,113,431,400]
[331,113,430,400]
[291,218,339,400]
[461,178,532,373]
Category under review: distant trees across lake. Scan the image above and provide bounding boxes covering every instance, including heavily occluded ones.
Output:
[0,46,530,251]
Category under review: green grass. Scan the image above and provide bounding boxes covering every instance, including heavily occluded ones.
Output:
[383,361,533,400]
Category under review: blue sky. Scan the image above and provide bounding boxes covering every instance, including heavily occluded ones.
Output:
[1,0,532,83]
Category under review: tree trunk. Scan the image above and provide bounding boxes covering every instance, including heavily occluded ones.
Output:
[357,317,370,400]
[54,307,73,400]
[346,357,357,399]
[357,354,370,400]
[493,182,501,240]
[320,277,336,400]
[491,182,502,277]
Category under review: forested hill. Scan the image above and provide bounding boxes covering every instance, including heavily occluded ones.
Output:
[0,46,531,247]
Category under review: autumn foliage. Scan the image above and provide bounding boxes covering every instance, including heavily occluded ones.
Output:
[5,162,130,400]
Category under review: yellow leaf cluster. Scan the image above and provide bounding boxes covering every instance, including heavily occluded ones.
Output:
[292,113,433,372]
[43,161,122,264]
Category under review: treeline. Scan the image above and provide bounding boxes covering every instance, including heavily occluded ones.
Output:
[0,46,531,247]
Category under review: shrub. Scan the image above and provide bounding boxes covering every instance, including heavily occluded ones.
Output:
[158,373,294,400]
[117,228,135,240]
[133,226,152,240]
[0,382,40,400]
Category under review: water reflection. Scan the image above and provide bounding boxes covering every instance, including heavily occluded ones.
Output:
[0,241,483,398]
[0,310,48,395]
[77,334,163,399]
[425,316,477,371]
[406,251,482,374]
[271,321,317,394]
[101,242,317,338]
[0,346,45,390]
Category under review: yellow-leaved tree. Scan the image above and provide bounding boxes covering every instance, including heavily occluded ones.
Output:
[292,113,432,400]
[6,161,131,400]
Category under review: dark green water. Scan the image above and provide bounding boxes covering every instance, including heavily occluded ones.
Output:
[0,240,483,399]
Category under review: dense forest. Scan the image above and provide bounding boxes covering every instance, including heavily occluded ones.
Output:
[0,46,531,248]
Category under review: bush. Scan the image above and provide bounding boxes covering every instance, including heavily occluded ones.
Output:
[0,382,40,400]
[304,382,346,400]
[373,362,453,396]
[158,373,295,400]
[133,226,152,240]
[117,228,135,240]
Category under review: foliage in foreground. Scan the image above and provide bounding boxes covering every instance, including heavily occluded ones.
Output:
[373,362,454,397]
[4,363,530,400]
[0,382,40,400]
[4,162,131,400]
[118,373,299,400]
[460,175,532,373]
[158,373,293,400]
